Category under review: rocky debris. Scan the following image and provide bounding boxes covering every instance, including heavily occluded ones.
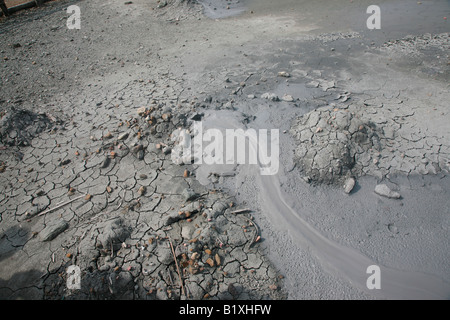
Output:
[374,184,401,199]
[39,220,69,242]
[0,108,61,147]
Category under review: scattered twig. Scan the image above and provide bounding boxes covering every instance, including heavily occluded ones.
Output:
[248,219,260,245]
[111,240,114,258]
[168,236,185,297]
[231,208,252,215]
[117,189,125,210]
[168,267,174,286]
[37,195,85,217]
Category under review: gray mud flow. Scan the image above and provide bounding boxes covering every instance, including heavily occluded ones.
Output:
[258,173,450,300]
[192,0,450,300]
[194,107,450,300]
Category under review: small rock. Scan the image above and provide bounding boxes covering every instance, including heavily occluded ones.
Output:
[191,252,200,260]
[157,0,167,8]
[40,220,69,242]
[374,184,401,199]
[59,159,71,166]
[162,146,172,155]
[278,71,290,78]
[118,132,129,141]
[215,253,221,266]
[182,188,198,202]
[138,186,147,196]
[132,144,143,154]
[101,156,111,168]
[137,107,147,116]
[343,177,356,194]
[261,93,279,101]
[137,150,145,160]
[205,258,214,267]
[282,94,294,102]
[161,113,171,122]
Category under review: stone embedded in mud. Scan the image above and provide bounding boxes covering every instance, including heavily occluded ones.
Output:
[205,258,214,267]
[137,107,147,116]
[182,188,198,202]
[138,186,147,196]
[101,156,111,168]
[40,220,69,242]
[282,94,294,102]
[261,93,279,101]
[343,177,356,194]
[374,184,401,199]
[278,71,291,78]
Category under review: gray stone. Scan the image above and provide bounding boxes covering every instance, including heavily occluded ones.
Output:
[374,184,401,199]
[343,177,356,194]
[261,93,279,101]
[282,94,294,102]
[40,220,69,241]
[182,188,199,202]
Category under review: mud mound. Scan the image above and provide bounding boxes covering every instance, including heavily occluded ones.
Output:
[290,106,382,184]
[0,108,60,146]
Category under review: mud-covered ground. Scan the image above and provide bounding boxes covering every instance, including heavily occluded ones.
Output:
[0,0,449,300]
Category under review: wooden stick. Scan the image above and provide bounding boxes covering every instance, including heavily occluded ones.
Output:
[248,219,260,245]
[168,236,185,297]
[231,208,251,215]
[37,195,85,217]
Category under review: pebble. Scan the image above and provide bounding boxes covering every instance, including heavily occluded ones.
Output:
[278,71,290,78]
[261,93,279,101]
[205,258,214,267]
[282,94,294,102]
[137,107,147,116]
[343,177,356,194]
